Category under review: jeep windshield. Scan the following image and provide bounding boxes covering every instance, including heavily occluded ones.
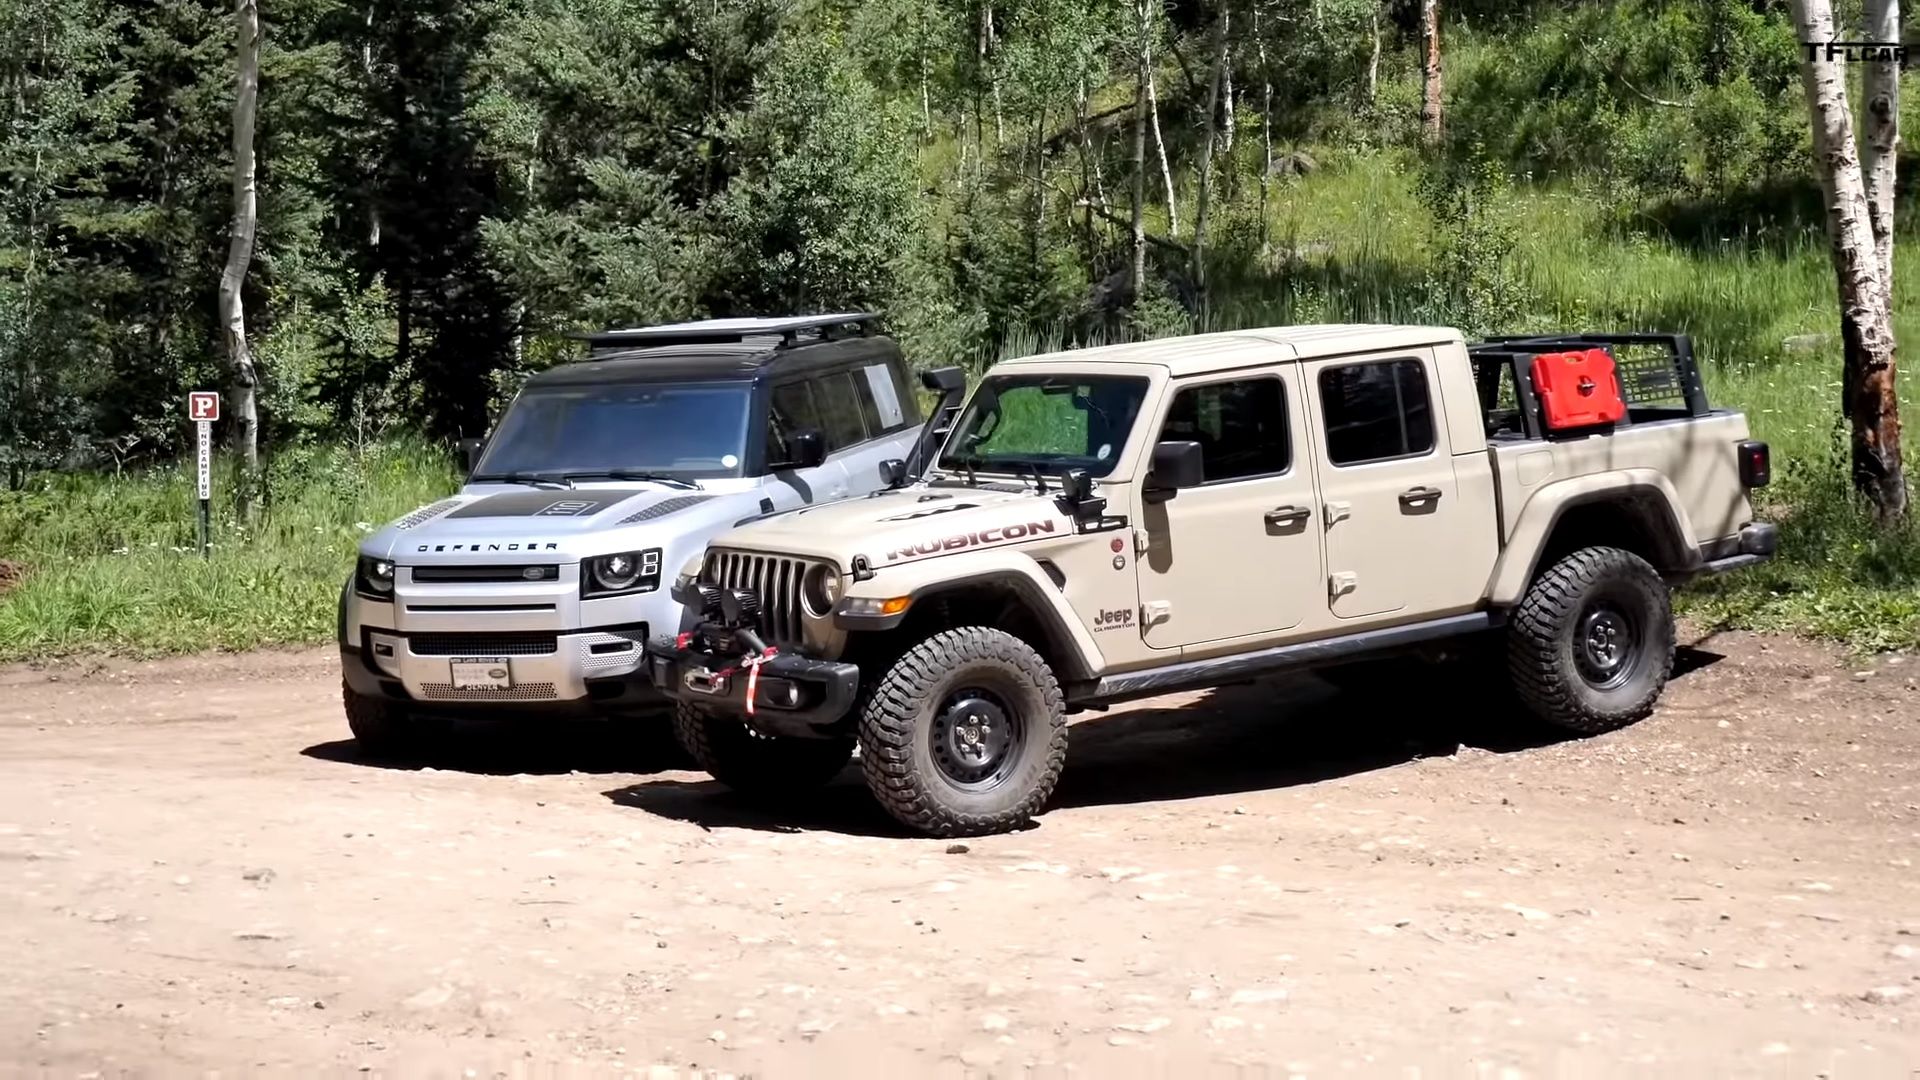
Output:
[472,381,753,483]
[936,373,1150,479]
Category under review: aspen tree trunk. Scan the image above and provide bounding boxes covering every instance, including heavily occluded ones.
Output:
[1132,0,1150,303]
[1368,4,1382,105]
[1221,7,1233,155]
[1147,66,1178,236]
[1792,0,1907,519]
[1420,0,1443,144]
[1860,0,1899,310]
[1192,9,1229,293]
[1258,2,1272,252]
[218,0,262,520]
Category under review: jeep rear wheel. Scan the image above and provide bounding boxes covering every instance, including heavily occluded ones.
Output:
[858,627,1068,838]
[1508,546,1675,734]
[672,701,854,795]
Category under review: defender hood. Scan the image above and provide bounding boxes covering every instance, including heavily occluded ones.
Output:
[715,485,1076,567]
[362,486,752,560]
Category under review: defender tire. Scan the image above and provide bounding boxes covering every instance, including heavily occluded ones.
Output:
[672,701,854,795]
[858,627,1068,838]
[343,680,436,757]
[1508,546,1675,734]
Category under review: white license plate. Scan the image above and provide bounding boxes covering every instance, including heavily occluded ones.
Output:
[449,656,513,690]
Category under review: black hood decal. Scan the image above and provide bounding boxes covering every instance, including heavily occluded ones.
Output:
[446,489,650,519]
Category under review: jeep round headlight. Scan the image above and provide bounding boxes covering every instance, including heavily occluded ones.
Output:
[584,549,662,598]
[801,563,841,618]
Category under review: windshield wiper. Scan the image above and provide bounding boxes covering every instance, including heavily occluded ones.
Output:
[476,472,573,490]
[1007,462,1050,494]
[559,469,701,490]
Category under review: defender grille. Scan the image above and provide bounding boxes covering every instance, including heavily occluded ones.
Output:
[402,631,559,656]
[704,550,810,647]
[410,564,559,583]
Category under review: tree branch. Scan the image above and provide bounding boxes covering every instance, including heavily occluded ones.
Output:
[1579,41,1688,108]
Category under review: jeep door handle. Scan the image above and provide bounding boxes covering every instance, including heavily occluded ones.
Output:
[1398,486,1442,506]
[1265,505,1312,526]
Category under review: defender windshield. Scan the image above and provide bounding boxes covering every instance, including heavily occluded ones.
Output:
[937,373,1150,479]
[473,381,753,481]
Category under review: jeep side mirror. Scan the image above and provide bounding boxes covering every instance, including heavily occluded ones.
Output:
[1145,440,1203,501]
[921,366,966,394]
[457,437,486,476]
[879,458,907,487]
[777,428,827,471]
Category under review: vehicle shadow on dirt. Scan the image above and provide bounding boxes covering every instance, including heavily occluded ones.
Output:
[602,644,1726,838]
[301,710,693,777]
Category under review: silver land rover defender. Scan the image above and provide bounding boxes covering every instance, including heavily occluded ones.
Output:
[337,313,964,753]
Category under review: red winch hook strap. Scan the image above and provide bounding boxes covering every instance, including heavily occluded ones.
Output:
[741,646,779,717]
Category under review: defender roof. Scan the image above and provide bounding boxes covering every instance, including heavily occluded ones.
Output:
[525,313,900,389]
[995,323,1464,378]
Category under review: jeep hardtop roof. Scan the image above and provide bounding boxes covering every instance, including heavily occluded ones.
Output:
[996,323,1464,378]
[527,312,902,389]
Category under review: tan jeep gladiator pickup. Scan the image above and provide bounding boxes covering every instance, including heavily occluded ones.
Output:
[643,324,1777,837]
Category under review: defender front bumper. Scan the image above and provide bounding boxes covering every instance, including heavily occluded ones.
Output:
[645,634,860,738]
[343,625,657,709]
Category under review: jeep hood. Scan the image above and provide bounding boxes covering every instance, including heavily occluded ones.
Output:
[713,485,1075,567]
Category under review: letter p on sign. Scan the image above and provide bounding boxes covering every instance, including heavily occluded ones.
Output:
[189,391,220,422]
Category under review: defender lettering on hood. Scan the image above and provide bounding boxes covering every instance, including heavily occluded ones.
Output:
[886,519,1060,562]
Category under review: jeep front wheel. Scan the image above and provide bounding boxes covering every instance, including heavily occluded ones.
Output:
[672,701,854,795]
[858,627,1068,838]
[1507,545,1675,734]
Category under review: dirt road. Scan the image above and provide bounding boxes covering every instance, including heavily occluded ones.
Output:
[3,628,1918,1078]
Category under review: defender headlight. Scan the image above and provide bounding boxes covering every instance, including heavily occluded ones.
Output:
[800,563,843,618]
[583,549,662,599]
[356,555,396,598]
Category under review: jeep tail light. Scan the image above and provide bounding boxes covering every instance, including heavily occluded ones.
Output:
[1738,440,1770,488]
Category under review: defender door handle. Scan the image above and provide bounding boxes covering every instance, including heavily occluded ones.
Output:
[1399,486,1442,506]
[1265,505,1312,526]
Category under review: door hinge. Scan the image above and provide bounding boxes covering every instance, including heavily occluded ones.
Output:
[1328,571,1358,597]
[1142,600,1172,627]
[1324,501,1352,527]
[1132,527,1152,556]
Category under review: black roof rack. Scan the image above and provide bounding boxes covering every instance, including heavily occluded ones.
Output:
[570,312,882,352]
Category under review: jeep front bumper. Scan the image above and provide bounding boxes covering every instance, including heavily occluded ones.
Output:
[645,634,860,738]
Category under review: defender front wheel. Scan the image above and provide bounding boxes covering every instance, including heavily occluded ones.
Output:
[343,680,441,758]
[858,627,1068,838]
[672,701,854,795]
[1507,546,1675,734]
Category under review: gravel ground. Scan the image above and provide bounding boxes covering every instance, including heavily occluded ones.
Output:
[3,626,1918,1078]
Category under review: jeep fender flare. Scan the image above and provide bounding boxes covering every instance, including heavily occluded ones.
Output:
[836,552,1105,682]
[1485,469,1701,607]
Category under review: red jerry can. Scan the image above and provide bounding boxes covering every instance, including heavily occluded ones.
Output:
[1530,348,1627,431]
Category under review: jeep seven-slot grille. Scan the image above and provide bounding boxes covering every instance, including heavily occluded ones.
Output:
[705,550,808,647]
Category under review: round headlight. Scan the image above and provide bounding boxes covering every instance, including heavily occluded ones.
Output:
[592,553,641,592]
[801,563,841,618]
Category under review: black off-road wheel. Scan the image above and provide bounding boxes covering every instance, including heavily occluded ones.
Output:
[672,701,855,796]
[1507,546,1675,734]
[342,680,441,758]
[858,627,1068,838]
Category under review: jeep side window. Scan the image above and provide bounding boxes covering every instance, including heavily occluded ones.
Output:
[1317,358,1435,466]
[1158,377,1290,482]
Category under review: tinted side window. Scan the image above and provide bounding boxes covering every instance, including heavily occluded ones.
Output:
[1158,377,1290,482]
[812,370,869,450]
[852,361,916,435]
[769,381,820,459]
[1318,359,1434,466]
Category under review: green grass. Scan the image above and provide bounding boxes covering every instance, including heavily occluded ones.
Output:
[0,439,458,661]
[1,154,1915,660]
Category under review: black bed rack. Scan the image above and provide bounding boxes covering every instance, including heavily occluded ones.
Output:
[1465,331,1712,441]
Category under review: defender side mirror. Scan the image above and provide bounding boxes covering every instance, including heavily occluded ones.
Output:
[457,437,486,476]
[1144,440,1203,502]
[777,428,828,471]
[879,458,907,487]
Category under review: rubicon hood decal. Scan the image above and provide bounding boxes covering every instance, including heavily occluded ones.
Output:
[884,518,1061,562]
[445,489,651,519]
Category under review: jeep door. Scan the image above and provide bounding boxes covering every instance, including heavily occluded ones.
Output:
[1302,348,1477,620]
[1134,366,1325,651]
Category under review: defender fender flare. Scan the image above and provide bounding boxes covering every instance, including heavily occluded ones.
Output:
[1486,470,1700,606]
[835,558,1105,682]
